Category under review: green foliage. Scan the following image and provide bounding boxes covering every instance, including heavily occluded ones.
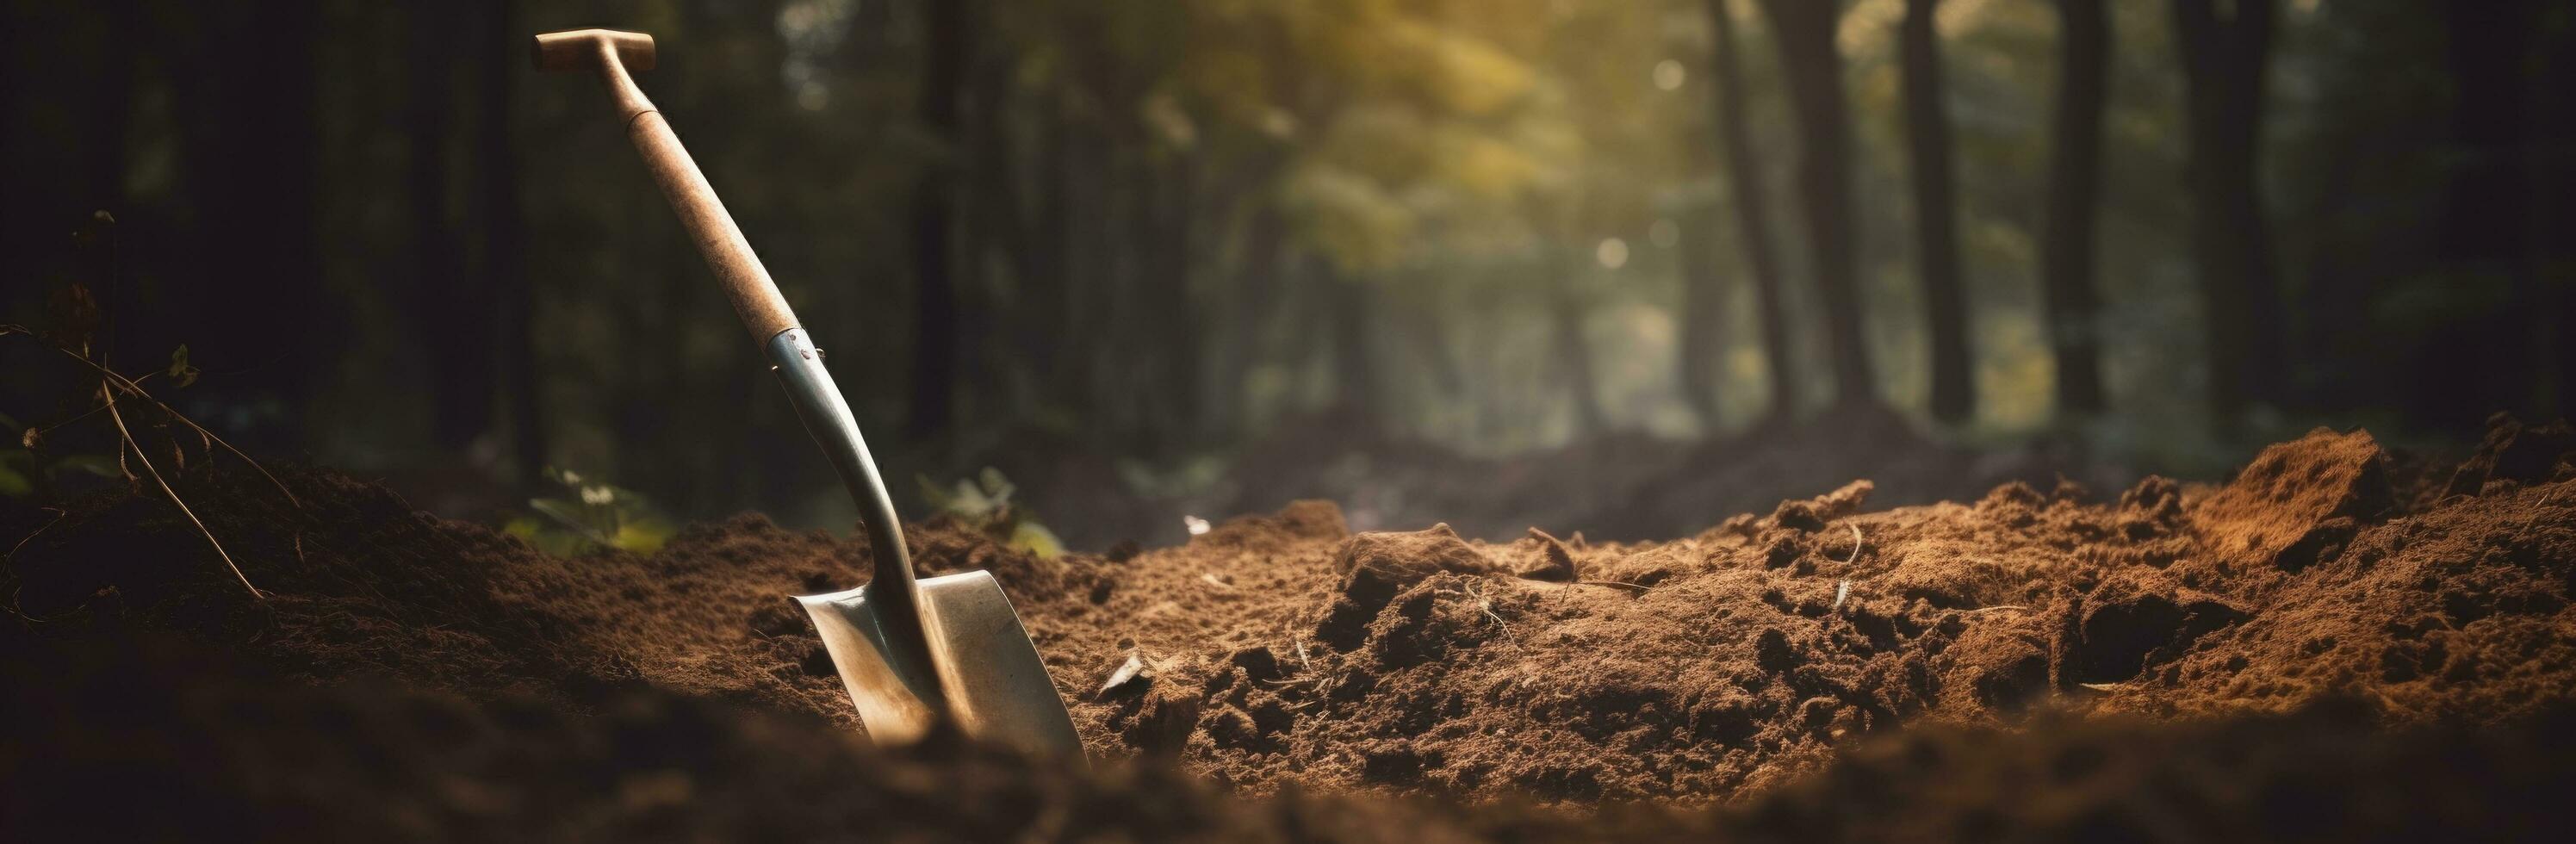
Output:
[165,344,199,388]
[503,468,675,555]
[0,448,121,500]
[0,405,131,501]
[918,468,1065,560]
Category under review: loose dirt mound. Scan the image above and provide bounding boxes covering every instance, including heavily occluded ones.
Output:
[1023,420,2575,804]
[6,415,2574,838]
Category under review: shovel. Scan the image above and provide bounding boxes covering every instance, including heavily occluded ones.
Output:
[532,29,1082,759]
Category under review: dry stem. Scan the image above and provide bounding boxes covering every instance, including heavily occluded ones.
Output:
[103,384,263,598]
[5,324,285,598]
[5,326,300,507]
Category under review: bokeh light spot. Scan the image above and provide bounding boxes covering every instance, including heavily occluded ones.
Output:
[1596,238,1630,270]
[1653,59,1685,91]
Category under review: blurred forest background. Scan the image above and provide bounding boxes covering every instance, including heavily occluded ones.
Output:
[4,0,2573,550]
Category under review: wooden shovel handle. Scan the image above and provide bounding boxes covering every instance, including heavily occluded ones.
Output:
[533,29,800,342]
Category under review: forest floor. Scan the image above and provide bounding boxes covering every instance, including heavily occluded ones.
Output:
[1010,402,2117,551]
[5,414,2575,841]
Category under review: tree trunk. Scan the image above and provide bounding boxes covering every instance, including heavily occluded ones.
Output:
[2413,1,2540,425]
[1756,0,1878,410]
[906,0,967,438]
[2039,0,2110,417]
[481,0,543,481]
[1552,267,1608,438]
[169,0,323,450]
[1035,109,1090,414]
[1138,151,1202,451]
[1677,208,1728,427]
[1324,262,1378,418]
[1059,120,1114,424]
[957,50,1011,423]
[2171,0,2284,424]
[409,7,496,452]
[1899,0,1974,423]
[1214,203,1287,437]
[81,0,140,224]
[2546,6,2576,418]
[1704,0,1799,420]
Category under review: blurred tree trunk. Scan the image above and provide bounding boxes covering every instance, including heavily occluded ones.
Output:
[1097,146,1145,439]
[2548,7,2576,418]
[1702,0,1797,421]
[1060,120,1113,425]
[0,0,132,359]
[409,6,497,453]
[1214,204,1287,437]
[906,0,967,438]
[168,0,323,449]
[2171,0,2284,424]
[1135,151,1202,451]
[82,0,140,227]
[1324,261,1379,418]
[1032,109,1089,416]
[1552,267,1607,438]
[1899,0,1973,424]
[1676,208,1728,427]
[1756,0,1878,411]
[2415,1,2540,424]
[0,4,19,307]
[481,0,543,481]
[2039,0,2109,418]
[1400,276,1466,403]
[958,50,1009,424]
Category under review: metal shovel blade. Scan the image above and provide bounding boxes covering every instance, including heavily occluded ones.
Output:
[798,570,1083,758]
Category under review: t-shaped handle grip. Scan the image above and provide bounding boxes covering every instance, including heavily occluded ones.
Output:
[532,28,655,72]
[531,28,801,341]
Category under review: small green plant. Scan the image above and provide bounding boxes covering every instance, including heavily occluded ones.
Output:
[503,468,676,555]
[919,467,1065,559]
[0,413,123,499]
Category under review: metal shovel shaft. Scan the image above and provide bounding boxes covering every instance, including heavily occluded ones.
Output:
[767,327,946,718]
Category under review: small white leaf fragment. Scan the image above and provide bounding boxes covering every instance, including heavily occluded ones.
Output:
[1200,572,1234,591]
[1099,653,1146,695]
[1183,515,1211,536]
[1833,579,1851,612]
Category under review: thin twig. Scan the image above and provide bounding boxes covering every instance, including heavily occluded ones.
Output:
[5,328,299,507]
[103,386,262,599]
[5,507,67,560]
[1468,582,1507,629]
[95,357,300,507]
[22,389,123,438]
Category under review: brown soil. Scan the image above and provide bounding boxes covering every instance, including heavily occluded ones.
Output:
[6,414,2575,840]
